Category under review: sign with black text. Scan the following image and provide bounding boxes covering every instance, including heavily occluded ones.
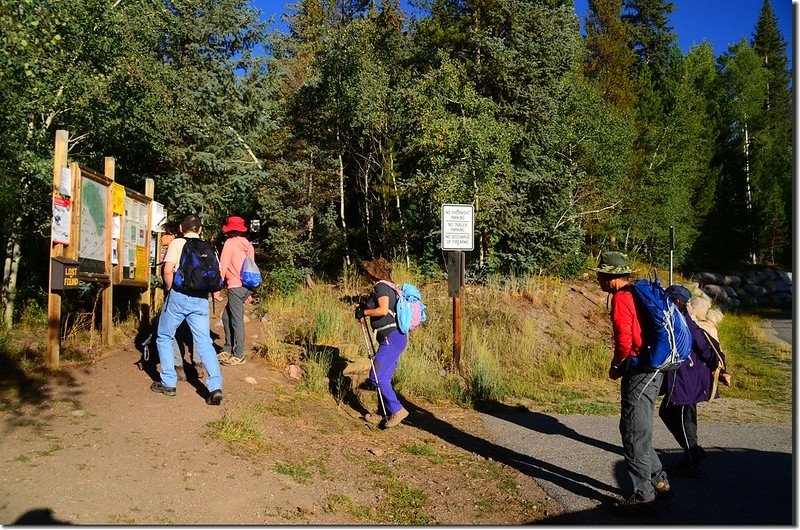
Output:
[441,204,474,251]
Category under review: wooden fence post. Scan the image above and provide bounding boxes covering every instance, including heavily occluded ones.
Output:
[47,130,69,367]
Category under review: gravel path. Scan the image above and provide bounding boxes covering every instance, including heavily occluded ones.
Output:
[481,407,793,524]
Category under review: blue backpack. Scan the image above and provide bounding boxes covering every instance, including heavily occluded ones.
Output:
[379,281,427,334]
[631,278,692,371]
[173,238,224,295]
[240,255,262,289]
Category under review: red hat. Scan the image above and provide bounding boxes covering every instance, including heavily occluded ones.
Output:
[222,216,247,233]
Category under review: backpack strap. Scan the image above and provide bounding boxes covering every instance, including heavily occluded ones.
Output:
[376,280,400,318]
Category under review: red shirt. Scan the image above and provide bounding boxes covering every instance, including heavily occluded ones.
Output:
[610,286,642,366]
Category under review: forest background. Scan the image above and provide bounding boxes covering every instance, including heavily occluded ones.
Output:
[0,0,793,327]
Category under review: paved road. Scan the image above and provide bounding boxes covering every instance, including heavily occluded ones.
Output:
[763,313,792,346]
[481,410,792,524]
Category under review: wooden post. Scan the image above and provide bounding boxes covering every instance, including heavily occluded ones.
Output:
[47,130,69,367]
[102,157,115,345]
[65,162,81,261]
[140,178,154,324]
[453,296,462,372]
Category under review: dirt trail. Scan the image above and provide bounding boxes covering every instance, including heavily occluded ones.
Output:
[0,301,563,525]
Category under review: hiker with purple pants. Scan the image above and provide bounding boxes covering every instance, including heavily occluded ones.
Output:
[355,257,410,429]
[659,285,732,477]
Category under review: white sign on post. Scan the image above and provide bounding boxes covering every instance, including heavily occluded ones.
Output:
[441,204,474,251]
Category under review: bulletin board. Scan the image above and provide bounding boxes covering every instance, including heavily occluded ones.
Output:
[116,188,151,287]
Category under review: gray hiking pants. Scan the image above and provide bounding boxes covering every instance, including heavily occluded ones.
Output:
[222,286,250,359]
[619,369,666,501]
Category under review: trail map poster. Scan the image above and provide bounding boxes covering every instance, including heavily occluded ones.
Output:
[78,176,108,274]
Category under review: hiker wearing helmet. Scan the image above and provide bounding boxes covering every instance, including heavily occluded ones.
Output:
[592,251,670,516]
[659,285,731,478]
[355,257,409,429]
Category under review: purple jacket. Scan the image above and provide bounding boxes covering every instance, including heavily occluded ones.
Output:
[662,310,720,406]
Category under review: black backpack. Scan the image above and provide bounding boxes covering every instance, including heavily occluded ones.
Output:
[173,238,223,295]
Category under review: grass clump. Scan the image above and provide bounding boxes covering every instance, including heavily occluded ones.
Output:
[206,406,268,453]
[274,460,313,484]
[375,477,433,525]
[718,313,792,407]
[399,441,438,457]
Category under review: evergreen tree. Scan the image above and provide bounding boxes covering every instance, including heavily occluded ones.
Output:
[750,0,792,265]
[584,0,637,109]
[622,0,676,91]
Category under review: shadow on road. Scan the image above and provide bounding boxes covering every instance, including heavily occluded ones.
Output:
[402,398,792,525]
[402,398,621,507]
[540,446,792,524]
[481,402,623,455]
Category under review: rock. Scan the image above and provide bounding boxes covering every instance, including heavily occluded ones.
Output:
[368,448,385,457]
[762,280,777,295]
[773,280,792,293]
[743,284,767,297]
[342,358,373,375]
[744,271,758,285]
[694,272,718,285]
[702,285,728,302]
[723,275,742,288]
[720,298,741,310]
[776,270,792,284]
[771,292,792,306]
[244,376,258,385]
[724,285,737,298]
[285,364,304,380]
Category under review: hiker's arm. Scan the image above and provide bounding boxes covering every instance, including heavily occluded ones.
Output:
[363,295,389,318]
[163,262,175,291]
[611,294,637,367]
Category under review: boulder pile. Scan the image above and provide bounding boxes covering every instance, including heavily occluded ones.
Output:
[690,268,792,310]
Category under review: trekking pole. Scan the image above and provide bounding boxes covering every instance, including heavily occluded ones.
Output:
[359,317,387,418]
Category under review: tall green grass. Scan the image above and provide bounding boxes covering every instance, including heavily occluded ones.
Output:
[254,264,788,415]
[717,313,792,407]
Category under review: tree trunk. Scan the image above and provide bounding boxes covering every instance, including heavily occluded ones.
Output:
[307,153,314,241]
[2,216,22,329]
[743,119,757,264]
[338,151,351,267]
[389,149,410,268]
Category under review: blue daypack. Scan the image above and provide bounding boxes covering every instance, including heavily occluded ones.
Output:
[240,255,262,289]
[631,278,692,371]
[379,281,427,334]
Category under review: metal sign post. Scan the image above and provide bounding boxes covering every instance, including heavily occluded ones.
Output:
[441,204,473,373]
[669,226,675,286]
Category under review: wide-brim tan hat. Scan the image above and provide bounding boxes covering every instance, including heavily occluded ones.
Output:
[360,257,393,281]
[589,251,636,275]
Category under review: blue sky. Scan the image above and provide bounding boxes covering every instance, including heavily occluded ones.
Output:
[253,0,794,67]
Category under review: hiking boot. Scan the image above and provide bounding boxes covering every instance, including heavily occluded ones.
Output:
[217,351,232,362]
[383,407,409,428]
[654,477,672,500]
[364,413,384,425]
[206,389,223,406]
[150,381,176,397]
[672,459,701,478]
[221,355,246,366]
[175,366,186,382]
[690,445,707,463]
[609,493,656,516]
